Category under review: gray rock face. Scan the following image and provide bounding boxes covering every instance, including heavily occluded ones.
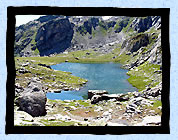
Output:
[89,91,130,104]
[35,18,74,56]
[129,16,160,33]
[15,83,24,97]
[142,84,162,97]
[121,33,149,53]
[88,90,108,99]
[17,91,47,117]
[16,80,47,117]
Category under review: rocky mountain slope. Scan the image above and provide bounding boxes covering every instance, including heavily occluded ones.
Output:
[14,16,161,58]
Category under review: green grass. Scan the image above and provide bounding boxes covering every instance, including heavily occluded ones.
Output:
[15,58,88,89]
[127,75,152,91]
[15,50,115,65]
[77,100,91,107]
[114,52,132,64]
[127,62,161,91]
[142,100,162,116]
[122,17,134,33]
[34,47,39,55]
[153,100,162,107]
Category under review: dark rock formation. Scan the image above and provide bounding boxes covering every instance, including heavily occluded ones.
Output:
[38,63,51,69]
[88,90,108,99]
[16,80,47,117]
[17,91,47,117]
[35,18,74,56]
[77,17,99,35]
[89,91,130,104]
[91,95,102,104]
[17,68,31,74]
[128,16,161,33]
[121,33,149,53]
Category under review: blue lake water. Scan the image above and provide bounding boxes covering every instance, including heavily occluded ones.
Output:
[46,62,137,100]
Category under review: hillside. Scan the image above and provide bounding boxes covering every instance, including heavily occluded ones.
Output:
[14,16,161,58]
[15,15,162,90]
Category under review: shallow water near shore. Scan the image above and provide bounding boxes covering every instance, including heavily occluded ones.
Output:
[47,62,137,100]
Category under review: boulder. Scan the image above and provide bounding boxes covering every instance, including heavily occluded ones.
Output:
[126,52,131,55]
[53,89,62,93]
[18,68,31,74]
[17,91,47,117]
[101,94,119,100]
[64,87,70,91]
[88,90,108,99]
[86,52,90,55]
[91,95,102,104]
[38,63,51,69]
[75,57,79,60]
[117,94,129,101]
[103,111,111,116]
[143,85,162,97]
[22,62,30,67]
[27,80,45,92]
[48,117,56,121]
[14,111,34,122]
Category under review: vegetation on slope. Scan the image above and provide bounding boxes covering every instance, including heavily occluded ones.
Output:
[15,58,88,90]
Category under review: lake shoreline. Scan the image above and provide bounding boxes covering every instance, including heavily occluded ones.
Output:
[14,56,162,126]
[47,62,137,100]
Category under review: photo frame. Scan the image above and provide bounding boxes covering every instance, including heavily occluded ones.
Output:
[6,7,170,134]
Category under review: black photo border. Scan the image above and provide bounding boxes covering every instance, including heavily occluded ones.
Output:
[6,7,170,134]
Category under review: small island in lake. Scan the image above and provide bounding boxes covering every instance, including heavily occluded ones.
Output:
[14,15,162,126]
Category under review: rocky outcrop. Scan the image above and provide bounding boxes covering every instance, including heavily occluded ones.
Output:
[76,17,100,35]
[124,84,162,116]
[91,95,103,104]
[17,91,47,117]
[38,63,51,69]
[88,90,108,99]
[128,16,161,33]
[88,90,130,104]
[35,18,74,56]
[121,33,149,53]
[16,80,47,117]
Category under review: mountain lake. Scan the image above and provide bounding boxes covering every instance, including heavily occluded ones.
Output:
[46,62,137,100]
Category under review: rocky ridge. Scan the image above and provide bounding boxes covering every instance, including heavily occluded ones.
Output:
[15,16,161,58]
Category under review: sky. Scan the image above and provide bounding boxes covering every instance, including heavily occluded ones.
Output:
[15,15,113,26]
[15,15,45,26]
